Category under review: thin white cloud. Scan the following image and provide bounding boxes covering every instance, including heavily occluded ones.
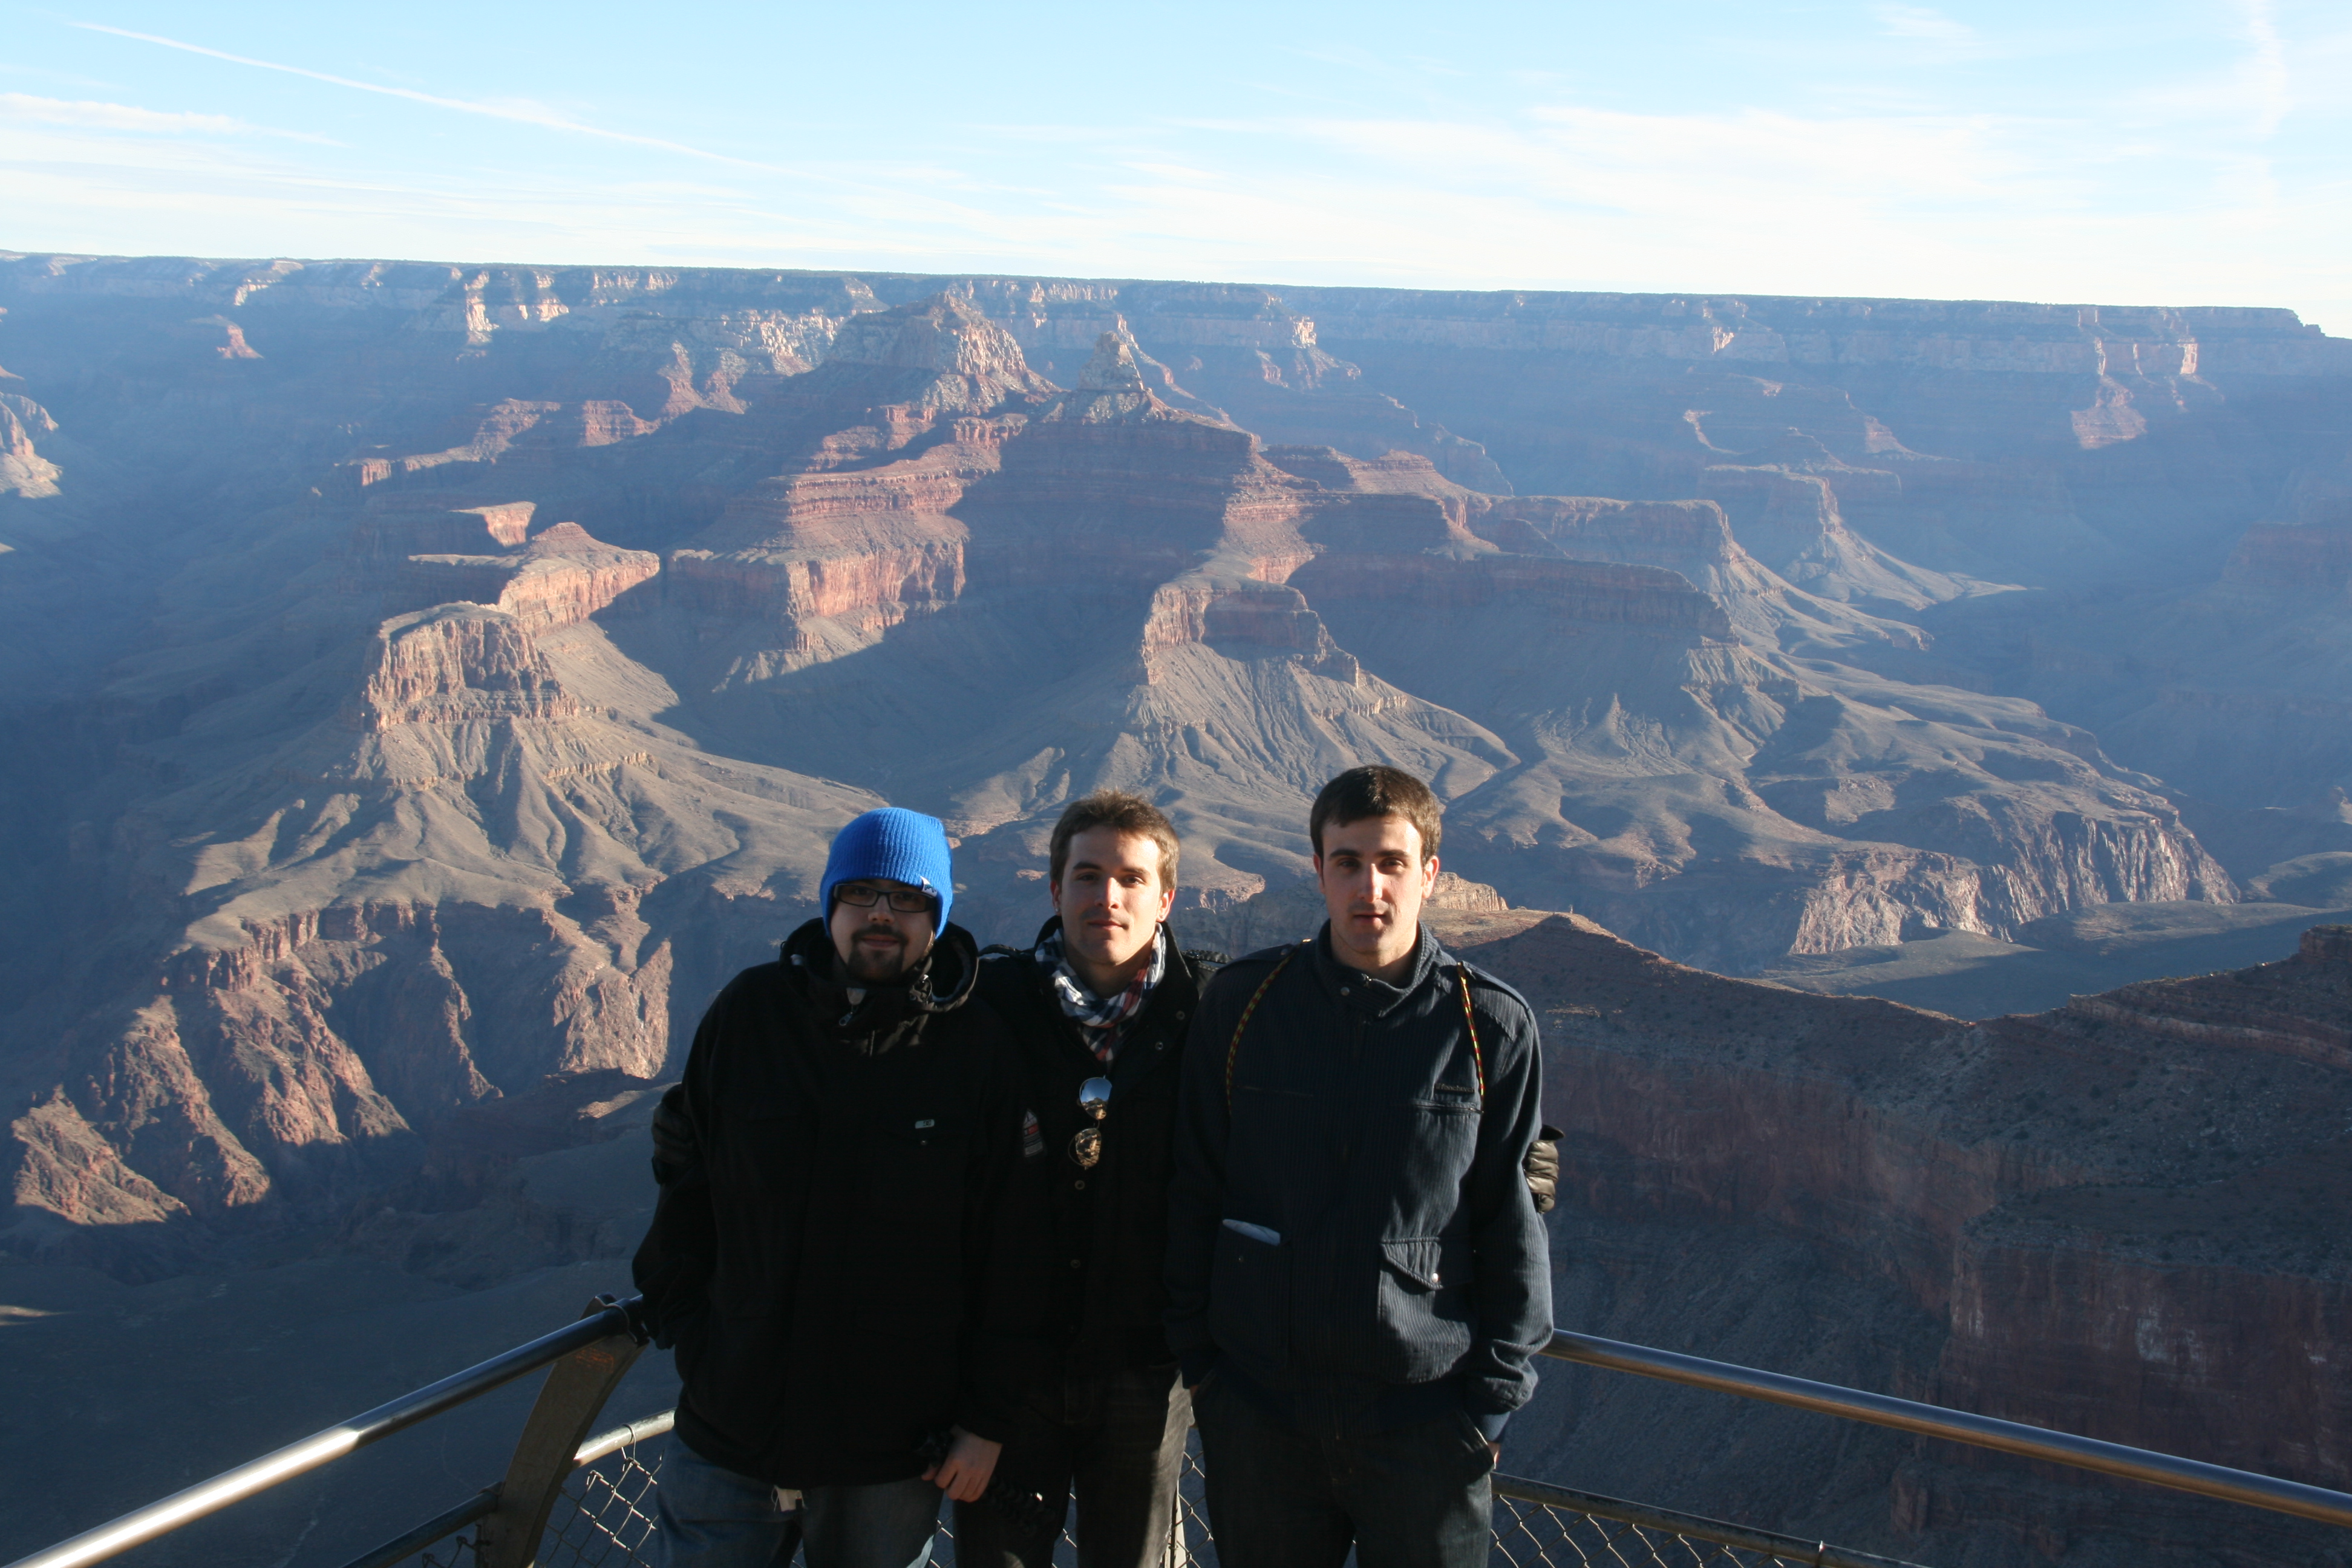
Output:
[70,21,783,171]
[1875,4,1977,45]
[0,63,131,91]
[1280,105,2051,216]
[2233,0,2293,135]
[2283,17,2352,117]
[0,91,336,143]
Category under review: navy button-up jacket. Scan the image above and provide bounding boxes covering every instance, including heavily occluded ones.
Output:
[1164,922,1552,1439]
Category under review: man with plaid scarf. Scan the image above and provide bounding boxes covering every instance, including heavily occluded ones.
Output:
[962,791,1221,1568]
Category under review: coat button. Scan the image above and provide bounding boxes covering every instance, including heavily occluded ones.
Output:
[1073,1180,1086,1191]
[1175,1010,1187,1021]
[1070,1259,1083,1270]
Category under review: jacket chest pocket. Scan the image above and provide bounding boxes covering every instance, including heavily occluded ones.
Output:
[1391,1097,1481,1204]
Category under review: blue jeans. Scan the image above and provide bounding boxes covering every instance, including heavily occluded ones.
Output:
[652,1439,941,1568]
[1190,1374,1494,1568]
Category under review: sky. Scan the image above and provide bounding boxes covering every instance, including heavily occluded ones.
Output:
[2,1,2348,330]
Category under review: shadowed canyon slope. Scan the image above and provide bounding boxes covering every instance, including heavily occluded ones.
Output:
[3,254,2351,1564]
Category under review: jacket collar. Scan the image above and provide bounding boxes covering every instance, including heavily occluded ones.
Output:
[780,917,982,1049]
[1310,920,1442,1016]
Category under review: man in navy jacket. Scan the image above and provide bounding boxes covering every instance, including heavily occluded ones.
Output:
[1165,766,1552,1568]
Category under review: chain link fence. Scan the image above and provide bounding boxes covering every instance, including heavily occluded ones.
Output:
[373,1421,1918,1568]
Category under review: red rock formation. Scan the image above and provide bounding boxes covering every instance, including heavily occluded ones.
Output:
[195,315,261,361]
[3,893,673,1260]
[0,390,62,498]
[345,399,561,486]
[350,498,537,559]
[396,522,659,633]
[1263,444,1471,504]
[1695,463,1941,604]
[1137,578,1361,684]
[960,333,1267,593]
[345,606,589,731]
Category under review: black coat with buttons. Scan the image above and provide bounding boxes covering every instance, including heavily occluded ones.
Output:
[973,919,1218,1410]
[630,916,1021,1488]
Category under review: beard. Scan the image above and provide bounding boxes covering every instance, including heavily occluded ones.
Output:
[840,931,918,985]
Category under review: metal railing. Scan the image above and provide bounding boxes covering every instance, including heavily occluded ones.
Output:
[13,1296,2352,1568]
[345,1416,1929,1568]
[338,1413,677,1568]
[1540,1330,2352,1532]
[7,1295,644,1568]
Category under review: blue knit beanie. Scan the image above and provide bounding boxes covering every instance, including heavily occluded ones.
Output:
[820,808,955,933]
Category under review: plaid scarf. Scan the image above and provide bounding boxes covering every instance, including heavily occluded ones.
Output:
[1036,923,1168,1062]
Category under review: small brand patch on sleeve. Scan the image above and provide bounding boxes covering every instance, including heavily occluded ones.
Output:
[1021,1109,1044,1160]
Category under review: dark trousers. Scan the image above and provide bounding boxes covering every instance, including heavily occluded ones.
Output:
[1190,1375,1495,1568]
[952,1362,1191,1568]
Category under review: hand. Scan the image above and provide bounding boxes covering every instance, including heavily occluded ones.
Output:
[923,1427,1002,1502]
[1523,1125,1561,1214]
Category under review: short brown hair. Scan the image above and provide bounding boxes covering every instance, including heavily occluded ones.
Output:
[1049,790,1180,890]
[1310,765,1442,860]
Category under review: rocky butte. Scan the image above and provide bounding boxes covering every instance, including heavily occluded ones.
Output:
[1,254,2351,1566]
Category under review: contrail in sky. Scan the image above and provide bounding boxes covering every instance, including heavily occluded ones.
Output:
[73,21,784,170]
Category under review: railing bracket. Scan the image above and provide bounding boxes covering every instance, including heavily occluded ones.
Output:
[472,1295,647,1568]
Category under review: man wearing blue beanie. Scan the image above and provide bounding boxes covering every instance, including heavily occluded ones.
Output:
[821,806,958,937]
[635,806,1022,1568]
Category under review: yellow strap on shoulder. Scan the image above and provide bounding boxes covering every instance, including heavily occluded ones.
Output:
[1224,944,1301,1114]
[1454,967,1486,1101]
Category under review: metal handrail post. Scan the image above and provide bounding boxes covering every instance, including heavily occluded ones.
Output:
[474,1296,647,1568]
[3,1299,641,1568]
[1545,1328,2352,1530]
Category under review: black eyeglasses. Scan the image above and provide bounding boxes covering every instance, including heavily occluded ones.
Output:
[835,884,938,914]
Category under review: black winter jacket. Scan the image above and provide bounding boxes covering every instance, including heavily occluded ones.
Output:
[974,920,1217,1408]
[631,918,1021,1488]
[1165,923,1552,1439]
